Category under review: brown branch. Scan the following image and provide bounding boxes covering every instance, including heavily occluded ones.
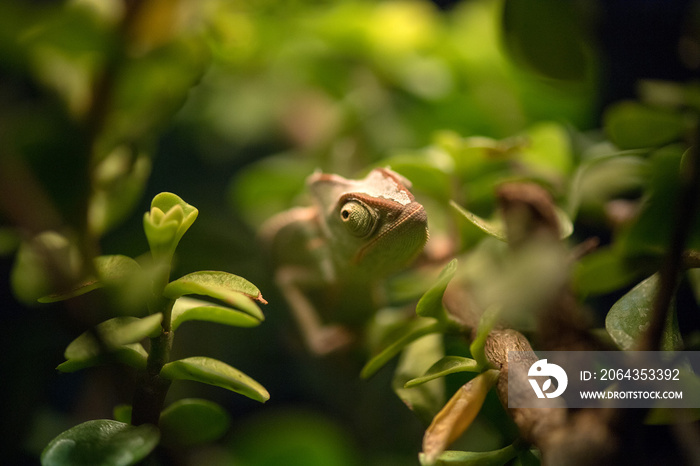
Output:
[444,183,570,452]
[443,182,693,465]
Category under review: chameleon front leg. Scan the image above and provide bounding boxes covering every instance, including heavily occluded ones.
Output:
[275,267,354,355]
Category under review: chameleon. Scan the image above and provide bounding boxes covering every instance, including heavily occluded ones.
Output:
[261,167,429,354]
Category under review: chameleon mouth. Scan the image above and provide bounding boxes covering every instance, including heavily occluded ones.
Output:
[354,201,428,266]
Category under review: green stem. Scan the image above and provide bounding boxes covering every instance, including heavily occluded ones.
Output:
[470,305,500,371]
[131,261,175,426]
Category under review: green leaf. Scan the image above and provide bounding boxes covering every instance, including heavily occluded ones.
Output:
[380,150,454,201]
[18,3,115,113]
[41,420,159,466]
[89,147,151,236]
[451,201,572,242]
[386,266,447,303]
[64,314,163,361]
[416,259,458,322]
[420,445,518,466]
[57,344,148,373]
[228,409,358,466]
[150,192,198,223]
[164,271,266,320]
[159,398,230,447]
[405,356,480,388]
[470,306,500,370]
[502,0,589,81]
[435,132,518,182]
[566,153,647,219]
[57,314,161,372]
[94,255,142,283]
[450,201,506,241]
[393,333,446,424]
[37,283,101,304]
[160,356,269,403]
[519,122,573,178]
[604,102,686,150]
[142,215,178,259]
[143,192,199,260]
[171,297,262,331]
[110,37,209,147]
[554,207,574,240]
[361,319,443,379]
[12,231,83,305]
[573,247,642,296]
[605,274,682,350]
[623,145,700,257]
[113,405,132,424]
[517,449,542,466]
[39,255,142,303]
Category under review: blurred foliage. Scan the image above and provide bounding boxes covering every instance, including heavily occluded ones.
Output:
[1,0,700,465]
[34,192,269,465]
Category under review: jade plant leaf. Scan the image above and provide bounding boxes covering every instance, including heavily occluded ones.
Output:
[518,122,573,179]
[164,271,266,320]
[58,314,162,372]
[171,297,262,330]
[57,344,148,373]
[143,192,199,260]
[605,274,682,351]
[405,356,480,388]
[160,356,270,403]
[88,147,151,237]
[416,259,458,322]
[112,405,132,424]
[623,145,700,257]
[94,255,143,283]
[159,398,230,447]
[502,0,589,81]
[12,231,82,305]
[566,153,647,219]
[393,333,446,424]
[451,201,507,241]
[361,318,443,379]
[450,201,572,242]
[379,151,454,201]
[419,444,518,466]
[421,370,500,465]
[39,255,142,303]
[63,314,163,361]
[604,101,685,150]
[41,420,159,466]
[573,246,642,296]
[518,448,543,466]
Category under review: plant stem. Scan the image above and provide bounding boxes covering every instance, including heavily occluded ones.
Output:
[131,262,175,426]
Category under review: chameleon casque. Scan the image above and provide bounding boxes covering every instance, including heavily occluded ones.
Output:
[261,167,429,354]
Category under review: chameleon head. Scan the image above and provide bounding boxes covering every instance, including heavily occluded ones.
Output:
[309,168,429,276]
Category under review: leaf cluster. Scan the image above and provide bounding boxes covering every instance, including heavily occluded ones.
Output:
[41,193,269,466]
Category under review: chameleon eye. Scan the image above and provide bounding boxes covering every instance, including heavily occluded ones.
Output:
[340,200,377,237]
